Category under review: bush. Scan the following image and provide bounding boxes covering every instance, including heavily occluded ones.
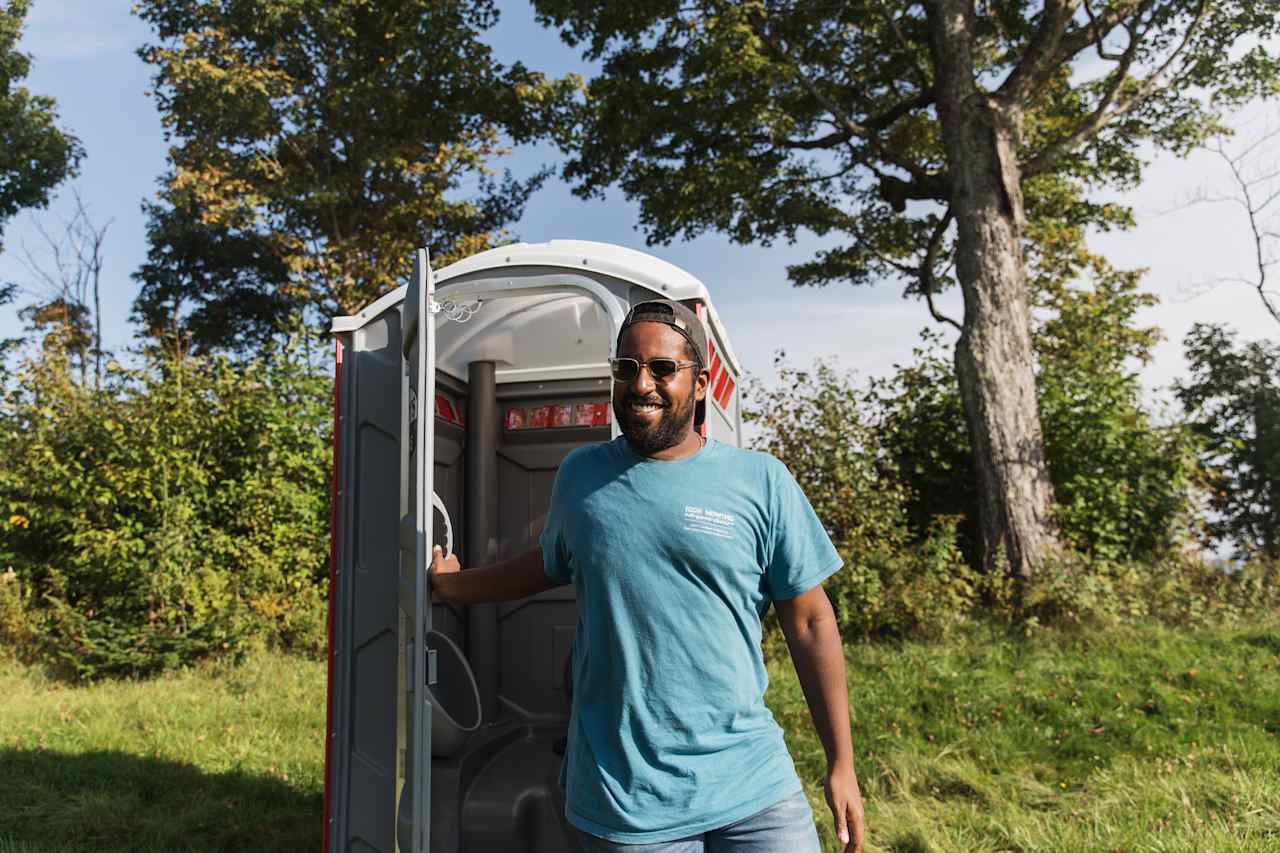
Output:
[747,316,1273,638]
[1176,323,1280,558]
[0,344,330,679]
[1035,265,1203,562]
[1019,553,1280,632]
[747,359,978,640]
[0,567,35,659]
[828,517,980,639]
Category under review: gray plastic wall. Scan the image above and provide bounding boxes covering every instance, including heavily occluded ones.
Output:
[329,308,403,853]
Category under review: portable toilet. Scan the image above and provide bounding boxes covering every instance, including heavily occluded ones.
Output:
[325,240,744,853]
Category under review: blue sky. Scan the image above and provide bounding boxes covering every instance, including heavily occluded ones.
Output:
[0,0,1274,399]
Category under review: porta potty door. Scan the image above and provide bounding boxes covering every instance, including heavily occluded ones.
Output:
[399,248,436,853]
[326,249,437,853]
[326,285,405,850]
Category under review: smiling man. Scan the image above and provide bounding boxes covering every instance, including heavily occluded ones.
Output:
[430,300,865,852]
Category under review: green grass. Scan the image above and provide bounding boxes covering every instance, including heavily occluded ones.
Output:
[2,621,1279,851]
[0,652,326,852]
[768,621,1280,852]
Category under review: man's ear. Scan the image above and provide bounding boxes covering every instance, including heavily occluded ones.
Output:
[696,368,709,400]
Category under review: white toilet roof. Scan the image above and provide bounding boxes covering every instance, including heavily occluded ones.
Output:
[436,239,709,302]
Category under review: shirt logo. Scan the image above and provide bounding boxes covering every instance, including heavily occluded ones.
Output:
[684,505,736,539]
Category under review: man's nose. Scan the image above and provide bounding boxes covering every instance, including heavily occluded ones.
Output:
[629,366,657,396]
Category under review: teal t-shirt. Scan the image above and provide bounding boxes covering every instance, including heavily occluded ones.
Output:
[539,436,843,843]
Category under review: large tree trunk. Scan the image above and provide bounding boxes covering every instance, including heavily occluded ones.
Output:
[928,0,1061,579]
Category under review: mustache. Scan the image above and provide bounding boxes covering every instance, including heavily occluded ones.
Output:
[624,395,667,407]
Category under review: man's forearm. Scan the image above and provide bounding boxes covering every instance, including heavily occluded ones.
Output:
[432,547,557,604]
[784,610,855,770]
[780,586,865,851]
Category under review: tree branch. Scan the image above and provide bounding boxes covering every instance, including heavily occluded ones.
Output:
[1217,135,1280,326]
[762,160,861,192]
[1021,0,1208,179]
[878,172,951,211]
[873,1,933,92]
[1165,120,1280,327]
[773,129,854,150]
[750,10,945,194]
[1051,0,1150,71]
[998,0,1082,103]
[867,89,936,132]
[1083,0,1128,61]
[919,206,962,331]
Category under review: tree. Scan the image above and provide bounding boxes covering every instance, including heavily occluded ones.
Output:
[15,188,110,386]
[133,0,578,352]
[0,0,82,251]
[532,0,1280,577]
[0,281,21,370]
[131,186,293,355]
[873,253,1201,566]
[1176,323,1280,559]
[1033,260,1201,563]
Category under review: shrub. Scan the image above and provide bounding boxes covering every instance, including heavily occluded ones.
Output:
[0,568,35,659]
[1035,265,1203,562]
[0,344,330,679]
[747,359,977,640]
[1019,553,1280,632]
[1176,323,1280,559]
[746,303,1272,637]
[828,517,979,640]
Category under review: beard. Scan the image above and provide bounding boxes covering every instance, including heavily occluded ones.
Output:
[613,389,697,456]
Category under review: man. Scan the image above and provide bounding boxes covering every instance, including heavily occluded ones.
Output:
[430,300,865,852]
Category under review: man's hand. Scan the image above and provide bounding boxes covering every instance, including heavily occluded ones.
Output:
[425,546,556,604]
[824,762,865,853]
[429,545,460,600]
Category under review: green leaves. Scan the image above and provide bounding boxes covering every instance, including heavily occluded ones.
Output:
[0,345,331,679]
[746,357,977,639]
[1176,324,1280,558]
[534,0,1279,289]
[757,245,1204,579]
[1035,263,1202,563]
[0,0,82,249]
[133,0,579,351]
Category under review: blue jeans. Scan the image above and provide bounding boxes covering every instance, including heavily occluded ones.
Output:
[574,790,822,852]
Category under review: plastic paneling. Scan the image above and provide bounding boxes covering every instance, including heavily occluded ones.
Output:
[494,422,605,720]
[708,387,736,444]
[400,249,436,853]
[329,312,402,853]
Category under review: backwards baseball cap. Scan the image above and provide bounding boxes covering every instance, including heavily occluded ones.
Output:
[617,299,708,370]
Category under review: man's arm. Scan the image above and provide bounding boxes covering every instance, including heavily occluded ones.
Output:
[775,584,865,853]
[429,546,560,604]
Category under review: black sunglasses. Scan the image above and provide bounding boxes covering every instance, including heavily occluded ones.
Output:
[609,357,698,383]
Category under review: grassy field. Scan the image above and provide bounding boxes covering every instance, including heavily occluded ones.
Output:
[2,621,1278,852]
[0,652,326,852]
